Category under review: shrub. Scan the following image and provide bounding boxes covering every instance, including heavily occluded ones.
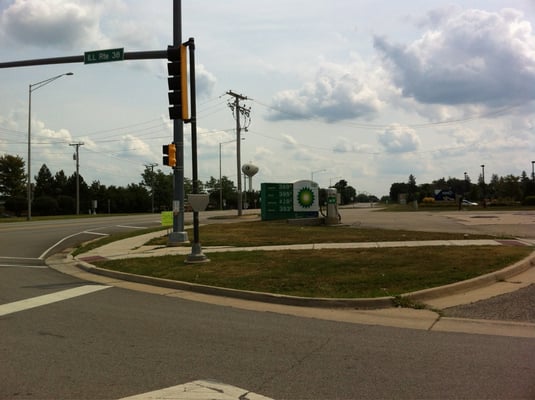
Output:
[33,196,58,215]
[57,195,75,214]
[5,196,26,217]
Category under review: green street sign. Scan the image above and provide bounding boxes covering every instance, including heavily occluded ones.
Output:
[84,48,124,64]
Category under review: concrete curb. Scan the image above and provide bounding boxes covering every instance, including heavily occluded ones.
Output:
[74,258,395,309]
[56,248,535,310]
[403,250,535,302]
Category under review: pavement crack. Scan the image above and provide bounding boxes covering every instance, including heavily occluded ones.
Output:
[428,314,442,331]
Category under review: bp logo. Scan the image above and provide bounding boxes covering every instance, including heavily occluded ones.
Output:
[297,187,315,208]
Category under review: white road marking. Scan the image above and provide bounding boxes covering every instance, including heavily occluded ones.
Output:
[0,285,110,317]
[0,263,47,268]
[39,231,109,259]
[119,379,273,400]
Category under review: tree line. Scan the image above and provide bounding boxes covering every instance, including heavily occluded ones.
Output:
[0,154,249,216]
[389,172,535,205]
[1,153,367,217]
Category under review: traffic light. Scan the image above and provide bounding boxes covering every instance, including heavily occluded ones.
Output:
[163,143,177,167]
[167,45,188,120]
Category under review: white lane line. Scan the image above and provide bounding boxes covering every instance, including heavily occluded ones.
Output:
[116,225,147,229]
[0,264,47,269]
[119,379,273,400]
[0,285,110,317]
[39,231,109,260]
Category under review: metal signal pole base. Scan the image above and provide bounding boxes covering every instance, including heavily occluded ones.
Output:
[167,231,189,246]
[185,242,210,264]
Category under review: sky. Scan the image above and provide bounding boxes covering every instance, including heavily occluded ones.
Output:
[0,0,534,198]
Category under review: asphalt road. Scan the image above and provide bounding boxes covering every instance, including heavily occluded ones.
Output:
[1,210,535,399]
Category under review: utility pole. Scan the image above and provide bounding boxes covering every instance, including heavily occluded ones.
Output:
[70,142,84,215]
[144,163,158,213]
[226,90,251,216]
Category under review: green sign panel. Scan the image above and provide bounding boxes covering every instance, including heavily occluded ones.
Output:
[261,182,319,221]
[263,183,293,214]
[84,48,124,64]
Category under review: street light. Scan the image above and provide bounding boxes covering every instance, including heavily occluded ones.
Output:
[532,161,534,182]
[27,72,73,220]
[481,164,486,207]
[311,169,326,183]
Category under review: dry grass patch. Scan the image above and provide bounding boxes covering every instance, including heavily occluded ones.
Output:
[95,246,532,298]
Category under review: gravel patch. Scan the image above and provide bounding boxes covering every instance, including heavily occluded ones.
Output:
[443,284,535,323]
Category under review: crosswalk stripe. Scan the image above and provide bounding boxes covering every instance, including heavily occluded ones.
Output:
[0,285,110,317]
[119,379,273,400]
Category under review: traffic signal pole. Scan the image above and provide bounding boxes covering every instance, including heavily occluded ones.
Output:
[167,0,188,244]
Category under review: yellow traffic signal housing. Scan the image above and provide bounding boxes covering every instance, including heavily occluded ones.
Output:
[167,45,188,120]
[163,143,177,167]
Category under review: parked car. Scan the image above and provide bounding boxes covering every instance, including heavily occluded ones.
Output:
[462,199,478,206]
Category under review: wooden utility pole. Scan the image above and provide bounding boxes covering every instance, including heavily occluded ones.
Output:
[226,90,250,216]
[69,142,84,214]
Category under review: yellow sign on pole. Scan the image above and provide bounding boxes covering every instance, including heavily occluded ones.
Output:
[161,211,173,226]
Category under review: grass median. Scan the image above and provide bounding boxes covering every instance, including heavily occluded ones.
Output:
[89,220,533,298]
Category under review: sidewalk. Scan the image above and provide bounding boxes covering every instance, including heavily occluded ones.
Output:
[47,228,535,338]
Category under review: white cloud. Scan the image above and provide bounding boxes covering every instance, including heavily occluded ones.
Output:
[0,0,105,50]
[267,61,383,122]
[378,124,421,153]
[374,8,535,107]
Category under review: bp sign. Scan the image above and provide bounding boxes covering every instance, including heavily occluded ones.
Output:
[261,180,319,220]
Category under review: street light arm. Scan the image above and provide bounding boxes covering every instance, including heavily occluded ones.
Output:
[26,71,73,221]
[30,72,73,92]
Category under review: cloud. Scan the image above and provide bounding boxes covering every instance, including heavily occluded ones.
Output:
[333,138,376,154]
[267,62,383,123]
[282,134,298,148]
[374,8,535,107]
[377,124,421,153]
[0,0,106,50]
[195,64,217,99]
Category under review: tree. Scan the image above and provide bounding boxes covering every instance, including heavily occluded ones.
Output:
[34,164,54,198]
[389,182,408,203]
[89,180,108,213]
[0,154,26,197]
[497,175,521,201]
[66,172,89,211]
[520,170,535,199]
[140,169,173,211]
[33,196,58,216]
[124,183,151,212]
[407,174,417,202]
[341,185,356,204]
[53,170,68,196]
[4,196,26,216]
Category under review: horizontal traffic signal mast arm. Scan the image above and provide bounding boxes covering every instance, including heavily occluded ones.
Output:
[0,50,168,68]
